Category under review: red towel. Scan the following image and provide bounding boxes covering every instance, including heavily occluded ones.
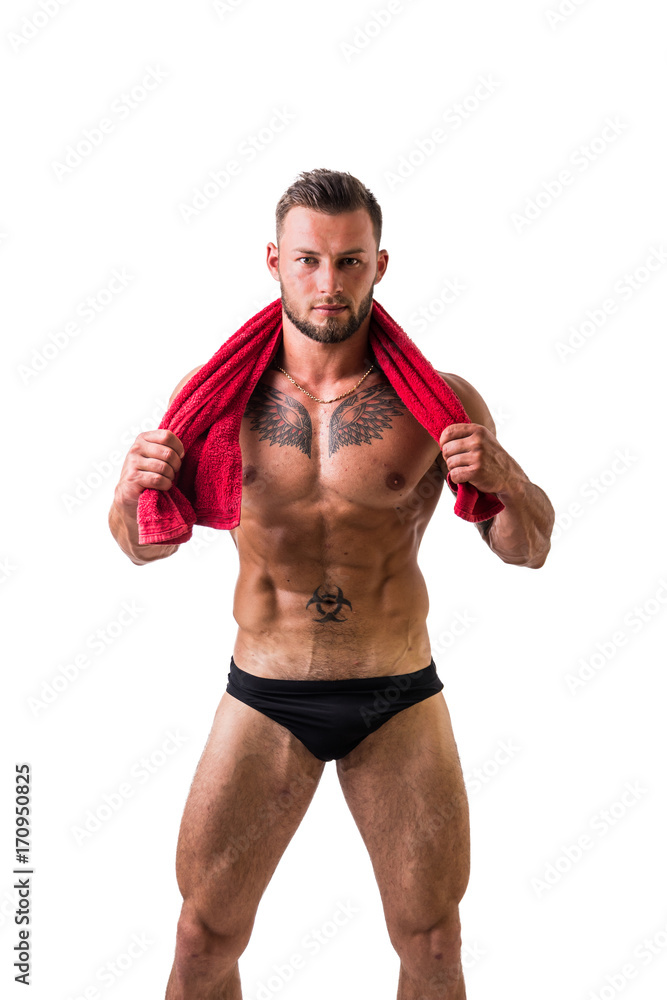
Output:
[136,297,505,544]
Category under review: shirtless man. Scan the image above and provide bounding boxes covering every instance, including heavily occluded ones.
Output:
[109,169,554,999]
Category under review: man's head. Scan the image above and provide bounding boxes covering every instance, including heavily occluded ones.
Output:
[268,169,388,345]
[275,168,382,251]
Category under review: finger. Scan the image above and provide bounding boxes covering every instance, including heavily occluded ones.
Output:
[439,423,473,447]
[447,464,477,484]
[136,457,178,482]
[141,429,186,459]
[440,438,476,463]
[138,442,183,474]
[442,452,474,473]
[163,430,185,458]
[129,467,175,491]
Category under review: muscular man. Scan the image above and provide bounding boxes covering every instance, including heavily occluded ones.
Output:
[109,169,554,999]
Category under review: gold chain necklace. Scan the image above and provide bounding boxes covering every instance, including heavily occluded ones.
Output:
[272,361,375,403]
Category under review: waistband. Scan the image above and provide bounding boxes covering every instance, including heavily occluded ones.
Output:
[227,655,437,693]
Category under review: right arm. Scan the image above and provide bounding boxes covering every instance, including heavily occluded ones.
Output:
[108,365,203,565]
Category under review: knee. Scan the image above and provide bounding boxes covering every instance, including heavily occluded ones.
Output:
[391,905,464,992]
[173,900,251,976]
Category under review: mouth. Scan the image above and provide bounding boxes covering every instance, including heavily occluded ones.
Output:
[314,305,348,314]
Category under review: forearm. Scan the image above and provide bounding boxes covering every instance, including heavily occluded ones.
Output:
[108,500,179,566]
[486,476,554,568]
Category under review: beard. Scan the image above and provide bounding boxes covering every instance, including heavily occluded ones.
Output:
[279,278,376,344]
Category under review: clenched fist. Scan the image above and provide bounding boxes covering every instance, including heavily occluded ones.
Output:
[439,422,522,496]
[114,429,185,511]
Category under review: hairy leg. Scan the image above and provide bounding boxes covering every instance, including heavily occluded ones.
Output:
[165,689,326,999]
[336,687,470,999]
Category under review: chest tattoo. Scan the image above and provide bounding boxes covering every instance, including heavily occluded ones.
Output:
[329,382,406,457]
[243,383,313,457]
[243,380,406,459]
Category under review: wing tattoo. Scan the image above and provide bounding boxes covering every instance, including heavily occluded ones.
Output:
[244,383,313,457]
[329,383,406,456]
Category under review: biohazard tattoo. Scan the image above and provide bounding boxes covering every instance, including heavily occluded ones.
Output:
[306,585,353,623]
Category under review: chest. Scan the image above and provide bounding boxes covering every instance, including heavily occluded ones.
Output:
[238,373,444,511]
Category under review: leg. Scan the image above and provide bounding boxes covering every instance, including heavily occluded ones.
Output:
[336,684,470,999]
[165,687,326,999]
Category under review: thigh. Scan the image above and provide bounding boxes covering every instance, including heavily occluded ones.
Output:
[176,687,326,934]
[335,688,470,939]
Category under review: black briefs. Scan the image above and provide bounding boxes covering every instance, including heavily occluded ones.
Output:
[225,655,444,762]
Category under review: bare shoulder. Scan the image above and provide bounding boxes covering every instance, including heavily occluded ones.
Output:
[169,364,205,405]
[435,371,496,435]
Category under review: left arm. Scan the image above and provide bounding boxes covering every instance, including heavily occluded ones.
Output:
[436,372,555,569]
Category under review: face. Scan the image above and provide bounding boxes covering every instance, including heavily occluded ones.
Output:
[268,206,388,344]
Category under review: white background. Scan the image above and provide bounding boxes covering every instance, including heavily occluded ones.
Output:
[2,1,666,998]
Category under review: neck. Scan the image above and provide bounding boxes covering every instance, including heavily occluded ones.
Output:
[272,309,376,390]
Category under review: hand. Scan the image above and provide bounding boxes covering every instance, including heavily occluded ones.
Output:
[114,429,185,511]
[439,423,522,496]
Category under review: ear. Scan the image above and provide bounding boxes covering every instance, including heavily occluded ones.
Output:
[266,242,280,281]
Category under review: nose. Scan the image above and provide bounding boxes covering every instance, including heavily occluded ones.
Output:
[317,259,343,297]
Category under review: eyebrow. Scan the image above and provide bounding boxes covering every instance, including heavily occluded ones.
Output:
[292,247,368,256]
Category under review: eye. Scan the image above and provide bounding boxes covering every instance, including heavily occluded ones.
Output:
[295,256,361,266]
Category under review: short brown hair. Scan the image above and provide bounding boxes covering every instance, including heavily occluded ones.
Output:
[275,168,382,250]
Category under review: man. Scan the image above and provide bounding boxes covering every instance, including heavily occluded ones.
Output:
[109,168,554,999]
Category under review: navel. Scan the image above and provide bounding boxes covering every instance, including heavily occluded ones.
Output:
[386,471,405,491]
